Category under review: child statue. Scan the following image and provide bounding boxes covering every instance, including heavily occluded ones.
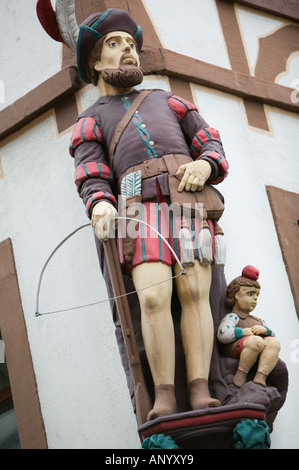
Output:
[217,266,281,387]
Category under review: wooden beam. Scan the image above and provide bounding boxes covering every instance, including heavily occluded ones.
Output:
[0,67,80,142]
[0,238,48,449]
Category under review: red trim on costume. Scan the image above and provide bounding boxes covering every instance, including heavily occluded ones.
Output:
[69,117,102,156]
[118,189,202,273]
[235,337,247,358]
[85,191,117,218]
[197,151,229,184]
[74,162,113,189]
[191,128,221,154]
[168,95,198,121]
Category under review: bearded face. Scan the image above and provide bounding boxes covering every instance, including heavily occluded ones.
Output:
[91,31,143,89]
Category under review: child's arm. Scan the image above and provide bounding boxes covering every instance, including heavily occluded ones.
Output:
[217,314,243,344]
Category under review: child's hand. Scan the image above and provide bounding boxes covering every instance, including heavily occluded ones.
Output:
[252,325,267,335]
[242,328,254,336]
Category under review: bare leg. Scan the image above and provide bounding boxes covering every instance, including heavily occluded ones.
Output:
[233,335,265,387]
[174,261,220,409]
[254,337,281,387]
[131,262,176,419]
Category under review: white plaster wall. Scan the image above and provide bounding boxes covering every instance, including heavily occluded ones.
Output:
[0,0,62,111]
[191,84,299,449]
[143,0,231,69]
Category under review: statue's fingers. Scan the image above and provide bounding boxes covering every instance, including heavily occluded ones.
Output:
[190,176,199,192]
[177,171,190,192]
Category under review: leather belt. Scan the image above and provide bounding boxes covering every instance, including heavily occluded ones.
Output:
[118,154,192,191]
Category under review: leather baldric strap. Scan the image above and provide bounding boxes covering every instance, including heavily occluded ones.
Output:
[109,89,152,167]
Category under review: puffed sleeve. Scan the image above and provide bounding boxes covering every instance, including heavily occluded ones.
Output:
[69,116,117,218]
[217,313,244,344]
[168,95,229,184]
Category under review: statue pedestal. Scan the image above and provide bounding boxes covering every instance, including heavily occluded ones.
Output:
[138,402,266,449]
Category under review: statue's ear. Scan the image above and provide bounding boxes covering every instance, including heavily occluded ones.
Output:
[94,61,102,72]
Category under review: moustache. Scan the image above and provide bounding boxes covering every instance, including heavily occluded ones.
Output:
[121,52,139,65]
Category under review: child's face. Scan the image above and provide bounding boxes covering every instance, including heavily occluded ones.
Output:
[234,286,260,313]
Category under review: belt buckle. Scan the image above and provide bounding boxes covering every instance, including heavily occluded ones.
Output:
[144,158,166,178]
[144,161,152,177]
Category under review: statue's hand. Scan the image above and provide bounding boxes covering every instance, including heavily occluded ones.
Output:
[252,325,267,335]
[242,328,254,336]
[176,159,212,192]
[91,201,118,242]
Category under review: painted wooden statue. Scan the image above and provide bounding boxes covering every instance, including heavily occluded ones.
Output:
[75,8,229,420]
[217,265,281,388]
[37,0,289,448]
[36,3,229,420]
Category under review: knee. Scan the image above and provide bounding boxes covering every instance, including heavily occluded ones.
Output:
[244,335,265,354]
[264,337,281,352]
[139,288,170,315]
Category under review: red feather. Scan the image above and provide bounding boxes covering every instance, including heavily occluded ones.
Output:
[36,0,66,45]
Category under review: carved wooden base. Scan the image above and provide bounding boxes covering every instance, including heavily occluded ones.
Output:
[138,403,266,449]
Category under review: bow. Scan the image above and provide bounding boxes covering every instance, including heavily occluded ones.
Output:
[35,217,186,317]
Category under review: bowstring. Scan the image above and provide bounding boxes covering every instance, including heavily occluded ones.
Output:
[35,217,186,317]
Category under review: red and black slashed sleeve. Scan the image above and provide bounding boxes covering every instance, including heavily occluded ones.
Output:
[69,117,117,218]
[168,95,229,184]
